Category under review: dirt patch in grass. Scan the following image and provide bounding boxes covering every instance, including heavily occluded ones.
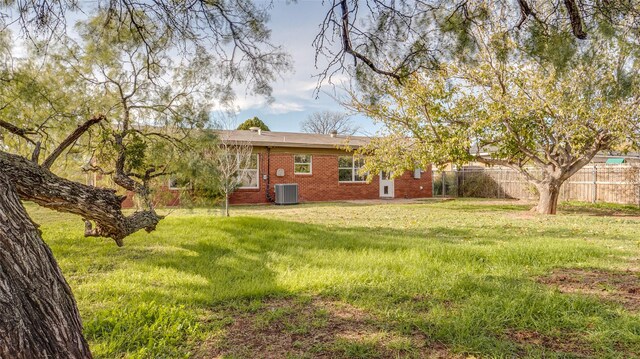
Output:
[505,329,594,358]
[196,297,453,359]
[538,268,640,311]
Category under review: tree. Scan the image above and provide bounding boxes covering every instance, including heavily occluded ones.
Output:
[213,134,255,216]
[171,131,223,209]
[0,170,91,358]
[237,116,270,131]
[300,111,359,135]
[0,1,288,357]
[311,1,640,215]
[314,1,640,87]
[348,36,640,214]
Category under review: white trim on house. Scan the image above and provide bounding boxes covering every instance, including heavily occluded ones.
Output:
[338,155,367,183]
[294,154,312,175]
[216,130,370,149]
[379,171,395,198]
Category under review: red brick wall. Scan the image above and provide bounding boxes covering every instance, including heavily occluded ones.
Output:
[230,148,433,204]
[121,147,433,207]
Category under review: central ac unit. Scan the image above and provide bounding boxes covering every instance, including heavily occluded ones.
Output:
[274,184,299,205]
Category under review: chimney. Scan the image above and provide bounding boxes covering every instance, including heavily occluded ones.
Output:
[330,130,338,138]
[249,126,262,135]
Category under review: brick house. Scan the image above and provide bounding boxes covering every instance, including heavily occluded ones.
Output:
[223,129,433,204]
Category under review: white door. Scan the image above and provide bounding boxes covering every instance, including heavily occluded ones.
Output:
[379,171,395,198]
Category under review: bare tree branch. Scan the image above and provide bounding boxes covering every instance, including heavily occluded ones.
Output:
[41,115,105,169]
[300,111,360,135]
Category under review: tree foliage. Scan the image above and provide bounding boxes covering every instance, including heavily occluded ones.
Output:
[166,131,223,208]
[314,0,640,214]
[0,1,289,356]
[237,116,270,131]
[314,0,640,89]
[349,31,640,214]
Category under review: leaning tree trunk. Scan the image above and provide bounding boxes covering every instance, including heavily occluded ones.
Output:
[536,180,562,214]
[0,172,92,358]
[0,150,161,245]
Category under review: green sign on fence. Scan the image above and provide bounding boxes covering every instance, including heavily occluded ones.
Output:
[605,158,625,164]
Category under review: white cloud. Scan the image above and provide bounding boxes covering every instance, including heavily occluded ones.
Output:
[267,101,305,114]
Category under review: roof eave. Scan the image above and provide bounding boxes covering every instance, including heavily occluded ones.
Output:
[236,141,361,149]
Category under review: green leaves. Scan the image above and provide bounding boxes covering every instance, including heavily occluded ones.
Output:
[349,29,640,184]
[237,117,270,131]
[124,132,148,172]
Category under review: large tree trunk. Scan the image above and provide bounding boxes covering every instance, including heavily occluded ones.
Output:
[0,150,161,245]
[535,180,562,214]
[0,172,92,358]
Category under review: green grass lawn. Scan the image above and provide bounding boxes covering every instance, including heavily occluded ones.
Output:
[30,199,640,358]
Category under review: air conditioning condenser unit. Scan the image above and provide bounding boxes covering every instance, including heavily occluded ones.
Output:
[274,184,298,205]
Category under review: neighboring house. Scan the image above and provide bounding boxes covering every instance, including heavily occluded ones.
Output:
[222,129,433,204]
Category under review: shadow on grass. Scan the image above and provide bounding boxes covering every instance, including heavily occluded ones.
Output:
[60,213,639,358]
[559,201,640,217]
[432,201,533,213]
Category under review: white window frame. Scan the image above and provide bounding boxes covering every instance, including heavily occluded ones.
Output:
[338,156,366,183]
[238,153,260,189]
[294,154,312,175]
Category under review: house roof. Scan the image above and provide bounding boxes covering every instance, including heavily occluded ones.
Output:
[216,130,371,149]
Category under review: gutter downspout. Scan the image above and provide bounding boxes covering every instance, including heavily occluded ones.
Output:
[266,146,274,202]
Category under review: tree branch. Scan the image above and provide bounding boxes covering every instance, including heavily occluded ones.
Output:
[0,150,162,246]
[0,119,37,145]
[472,154,540,184]
[339,0,403,83]
[41,115,105,169]
[564,0,587,39]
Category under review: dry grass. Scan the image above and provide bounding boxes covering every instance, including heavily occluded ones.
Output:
[197,296,452,359]
[538,268,640,311]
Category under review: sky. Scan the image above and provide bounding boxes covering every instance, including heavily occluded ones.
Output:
[232,1,380,135]
[7,0,380,134]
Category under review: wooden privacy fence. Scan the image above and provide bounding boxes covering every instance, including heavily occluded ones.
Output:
[432,165,640,205]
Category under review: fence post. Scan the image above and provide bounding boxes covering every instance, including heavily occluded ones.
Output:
[500,168,504,198]
[432,171,435,197]
[592,165,597,203]
[442,171,446,197]
[461,168,465,197]
[637,166,640,208]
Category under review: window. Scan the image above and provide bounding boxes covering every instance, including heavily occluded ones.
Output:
[294,154,312,174]
[338,156,366,182]
[238,153,259,189]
